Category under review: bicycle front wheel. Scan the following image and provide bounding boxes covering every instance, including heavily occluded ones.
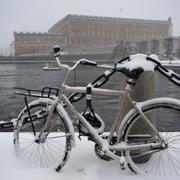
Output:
[122,98,180,175]
[14,99,72,171]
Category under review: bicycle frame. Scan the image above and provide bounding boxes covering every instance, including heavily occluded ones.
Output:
[35,50,164,161]
[38,82,163,161]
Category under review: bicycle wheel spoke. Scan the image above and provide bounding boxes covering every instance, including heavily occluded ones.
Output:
[14,101,72,171]
[124,100,180,175]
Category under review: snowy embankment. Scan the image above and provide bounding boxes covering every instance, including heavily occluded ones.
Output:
[0,133,179,180]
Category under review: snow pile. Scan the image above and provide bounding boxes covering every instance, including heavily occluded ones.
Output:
[0,133,179,180]
[116,54,159,72]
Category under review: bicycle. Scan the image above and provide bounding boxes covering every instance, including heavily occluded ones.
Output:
[13,47,180,175]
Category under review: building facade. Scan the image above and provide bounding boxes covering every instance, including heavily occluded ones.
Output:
[48,14,172,49]
[171,36,180,58]
[14,32,61,56]
[13,14,174,56]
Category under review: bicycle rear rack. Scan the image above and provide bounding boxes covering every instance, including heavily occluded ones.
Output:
[2,87,58,132]
[14,87,60,99]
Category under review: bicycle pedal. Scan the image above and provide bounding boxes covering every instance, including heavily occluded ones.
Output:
[78,134,82,141]
[120,163,126,170]
[120,156,126,170]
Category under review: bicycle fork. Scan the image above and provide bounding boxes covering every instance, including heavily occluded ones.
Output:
[35,100,58,143]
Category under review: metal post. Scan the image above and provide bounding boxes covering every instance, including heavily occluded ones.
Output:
[116,71,155,125]
[119,71,155,162]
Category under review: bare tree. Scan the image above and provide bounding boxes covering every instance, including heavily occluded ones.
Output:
[112,41,130,59]
[164,37,174,59]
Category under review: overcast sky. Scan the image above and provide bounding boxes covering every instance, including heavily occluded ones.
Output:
[0,0,180,50]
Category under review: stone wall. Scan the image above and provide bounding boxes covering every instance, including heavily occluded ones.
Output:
[14,32,62,56]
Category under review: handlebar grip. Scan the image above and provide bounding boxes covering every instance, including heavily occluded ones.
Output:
[80,59,97,66]
[53,46,61,57]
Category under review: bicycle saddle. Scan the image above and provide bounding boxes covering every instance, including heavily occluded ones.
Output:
[115,54,159,79]
[117,67,144,79]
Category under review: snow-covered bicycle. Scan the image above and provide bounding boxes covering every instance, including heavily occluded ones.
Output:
[13,47,180,175]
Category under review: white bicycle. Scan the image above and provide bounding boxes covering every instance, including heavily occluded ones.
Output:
[13,47,180,175]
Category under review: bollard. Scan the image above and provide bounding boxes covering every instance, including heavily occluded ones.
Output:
[113,70,155,130]
[130,71,154,102]
[108,54,156,161]
[119,71,155,162]
[109,70,155,143]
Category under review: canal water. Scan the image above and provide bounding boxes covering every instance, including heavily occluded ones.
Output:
[0,61,180,130]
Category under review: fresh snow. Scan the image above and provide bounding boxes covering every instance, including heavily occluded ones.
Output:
[0,133,179,180]
[0,120,6,124]
[161,60,180,66]
[116,54,158,72]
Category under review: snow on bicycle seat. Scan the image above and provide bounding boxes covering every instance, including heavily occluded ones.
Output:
[116,54,158,79]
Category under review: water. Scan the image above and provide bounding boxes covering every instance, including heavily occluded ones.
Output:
[0,61,180,130]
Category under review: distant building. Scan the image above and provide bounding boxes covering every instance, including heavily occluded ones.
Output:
[13,14,173,56]
[14,32,62,56]
[112,36,180,59]
[9,41,15,56]
[171,36,180,58]
[48,14,172,49]
[173,36,180,51]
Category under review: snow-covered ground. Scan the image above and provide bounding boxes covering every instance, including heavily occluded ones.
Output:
[161,60,180,67]
[0,133,180,180]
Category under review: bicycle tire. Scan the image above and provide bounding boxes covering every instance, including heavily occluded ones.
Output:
[13,98,72,171]
[122,98,180,175]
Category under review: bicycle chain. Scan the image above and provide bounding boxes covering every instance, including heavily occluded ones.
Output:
[146,56,180,86]
[69,56,180,104]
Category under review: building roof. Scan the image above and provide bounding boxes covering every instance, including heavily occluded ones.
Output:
[49,14,171,33]
[65,14,170,24]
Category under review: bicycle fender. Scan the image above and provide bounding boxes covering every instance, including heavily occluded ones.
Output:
[56,103,76,147]
[118,97,180,138]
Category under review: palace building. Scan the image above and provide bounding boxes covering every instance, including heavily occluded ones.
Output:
[13,14,172,56]
[48,14,172,48]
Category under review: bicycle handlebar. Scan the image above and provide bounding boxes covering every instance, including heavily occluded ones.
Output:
[53,46,61,57]
[79,59,97,66]
[53,46,97,72]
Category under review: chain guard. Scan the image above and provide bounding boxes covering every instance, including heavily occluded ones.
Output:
[94,143,113,161]
[94,135,121,161]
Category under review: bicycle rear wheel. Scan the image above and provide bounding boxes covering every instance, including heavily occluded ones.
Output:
[14,99,72,171]
[122,98,180,175]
